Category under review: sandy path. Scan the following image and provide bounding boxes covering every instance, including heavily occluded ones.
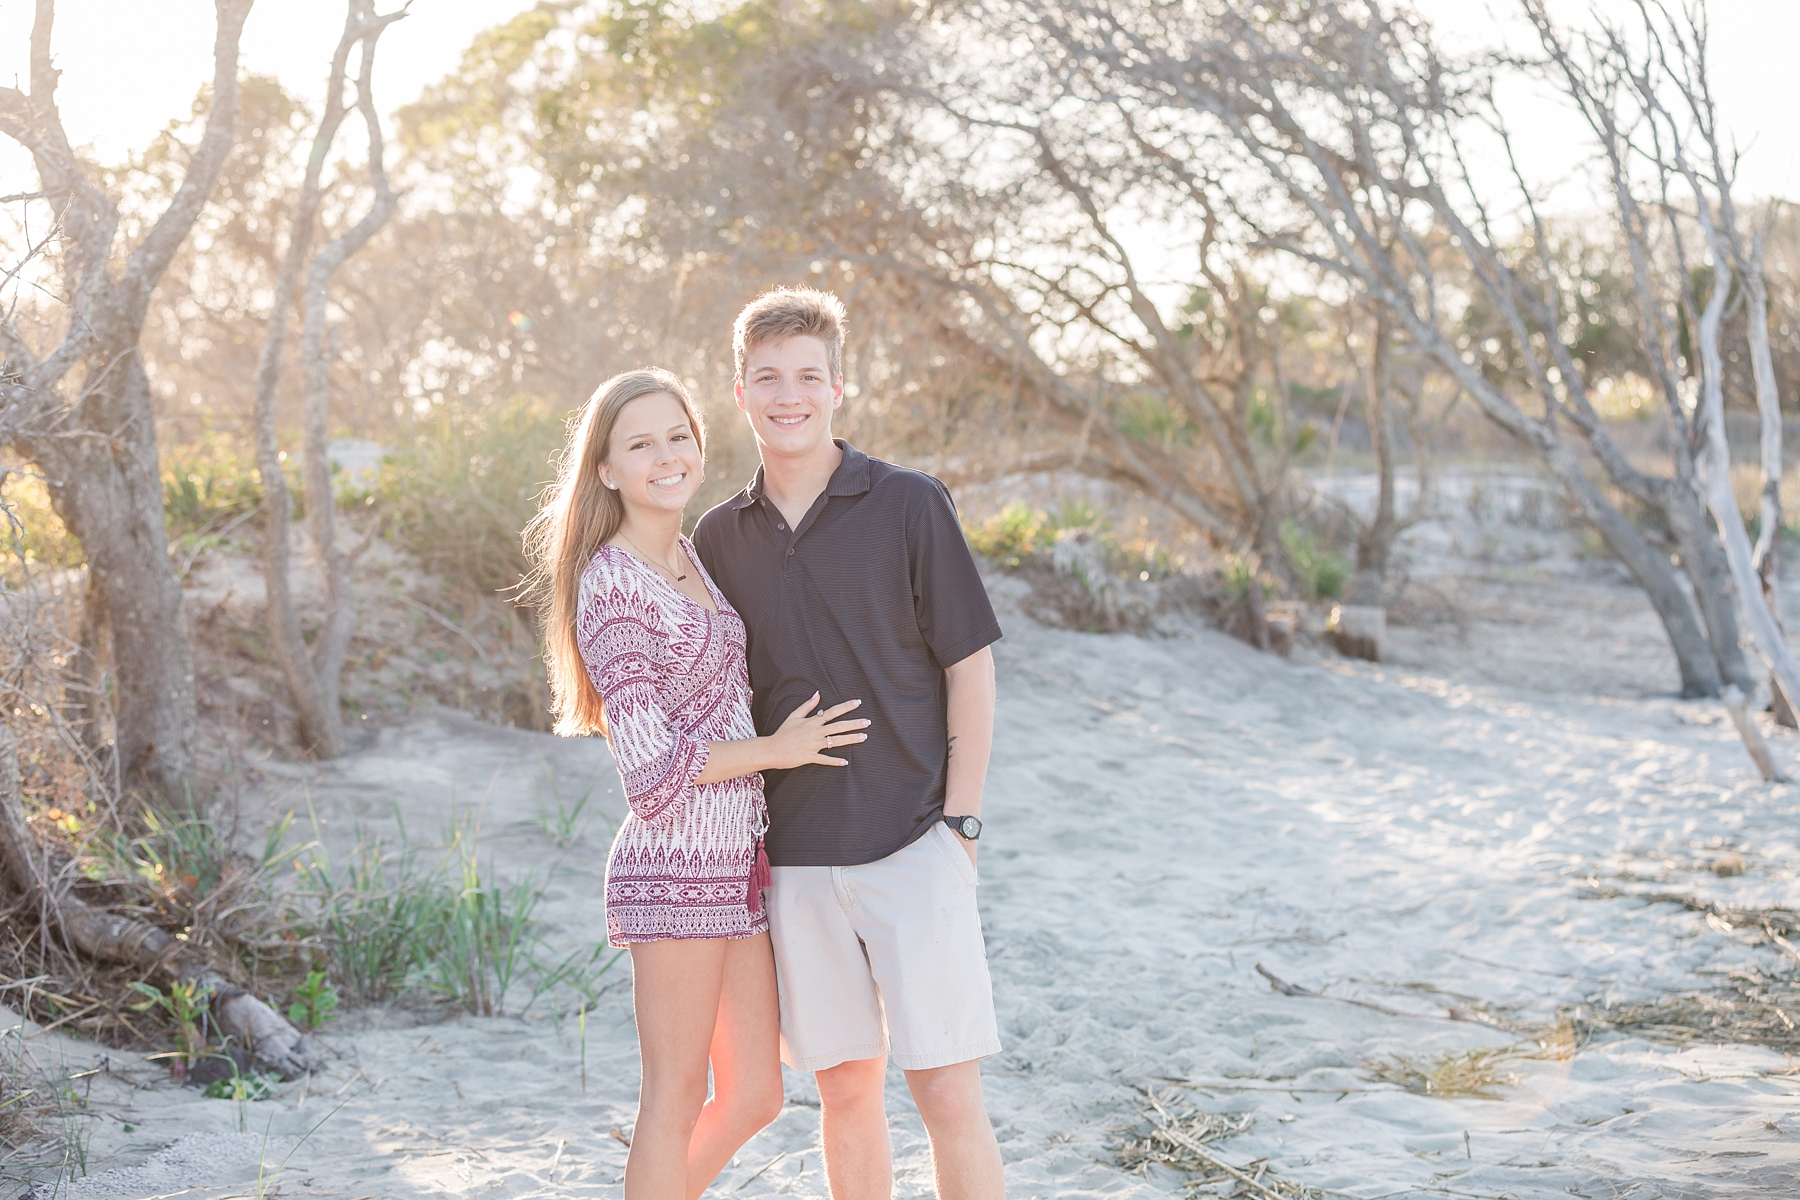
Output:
[18,567,1800,1199]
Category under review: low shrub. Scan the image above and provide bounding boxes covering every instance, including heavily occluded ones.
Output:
[1280,522,1352,601]
[161,433,264,540]
[1218,554,1277,605]
[965,503,1055,569]
[967,499,1183,582]
[373,401,566,602]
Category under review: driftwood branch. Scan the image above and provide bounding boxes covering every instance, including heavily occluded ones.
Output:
[1254,962,1504,1028]
[0,728,322,1078]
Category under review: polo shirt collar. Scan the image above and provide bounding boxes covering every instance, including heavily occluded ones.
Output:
[731,440,870,509]
[827,440,872,498]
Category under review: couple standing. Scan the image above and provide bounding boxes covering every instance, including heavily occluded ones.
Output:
[525,288,1006,1199]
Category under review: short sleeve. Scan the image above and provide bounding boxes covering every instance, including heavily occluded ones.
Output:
[578,563,711,826]
[909,479,1004,669]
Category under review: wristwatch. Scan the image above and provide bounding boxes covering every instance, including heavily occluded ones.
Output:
[943,813,982,841]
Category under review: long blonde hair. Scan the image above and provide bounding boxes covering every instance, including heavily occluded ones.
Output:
[522,368,707,737]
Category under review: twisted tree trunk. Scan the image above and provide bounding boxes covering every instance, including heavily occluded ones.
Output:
[0,0,255,809]
[252,1,404,757]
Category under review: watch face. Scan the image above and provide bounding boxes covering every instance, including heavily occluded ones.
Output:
[958,816,981,840]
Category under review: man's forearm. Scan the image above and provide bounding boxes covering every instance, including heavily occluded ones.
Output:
[944,646,996,818]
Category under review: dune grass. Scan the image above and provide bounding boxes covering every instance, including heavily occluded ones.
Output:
[287,809,614,1018]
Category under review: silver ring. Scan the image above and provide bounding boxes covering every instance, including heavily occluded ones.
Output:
[825,736,834,749]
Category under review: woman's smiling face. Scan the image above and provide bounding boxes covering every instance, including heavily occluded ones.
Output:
[599,391,703,518]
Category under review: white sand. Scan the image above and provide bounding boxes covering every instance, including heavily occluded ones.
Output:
[18,483,1800,1198]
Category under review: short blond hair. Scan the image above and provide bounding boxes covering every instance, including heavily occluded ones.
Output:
[733,287,847,382]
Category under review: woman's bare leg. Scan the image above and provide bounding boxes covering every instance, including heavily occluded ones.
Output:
[627,938,729,1200]
[685,931,783,1198]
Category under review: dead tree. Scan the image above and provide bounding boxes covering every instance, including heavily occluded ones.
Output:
[252,1,403,758]
[0,0,255,805]
[1745,235,1794,725]
[1035,0,1754,696]
[1593,2,1800,718]
[1526,0,1797,741]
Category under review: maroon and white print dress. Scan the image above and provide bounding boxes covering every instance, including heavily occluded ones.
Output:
[579,539,769,945]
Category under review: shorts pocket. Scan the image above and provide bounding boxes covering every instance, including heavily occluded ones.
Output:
[932,822,980,889]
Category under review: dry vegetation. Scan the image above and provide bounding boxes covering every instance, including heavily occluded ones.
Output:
[1116,1088,1324,1199]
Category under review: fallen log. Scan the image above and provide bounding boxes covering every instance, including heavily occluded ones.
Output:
[0,728,322,1078]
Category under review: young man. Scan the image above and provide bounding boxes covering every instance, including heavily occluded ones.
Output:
[692,288,1005,1200]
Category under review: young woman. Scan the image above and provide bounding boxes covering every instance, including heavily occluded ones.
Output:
[524,368,869,1199]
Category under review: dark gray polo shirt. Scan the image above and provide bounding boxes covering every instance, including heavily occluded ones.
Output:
[691,441,1002,867]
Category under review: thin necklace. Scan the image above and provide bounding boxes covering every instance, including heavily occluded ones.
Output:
[619,530,688,582]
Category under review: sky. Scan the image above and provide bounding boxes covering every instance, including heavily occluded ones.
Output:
[0,0,501,161]
[1,1,1796,215]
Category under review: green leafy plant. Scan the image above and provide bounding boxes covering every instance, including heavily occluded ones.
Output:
[202,1070,279,1102]
[286,971,339,1030]
[966,498,1107,571]
[1280,522,1352,601]
[128,980,214,1075]
[965,503,1053,569]
[373,401,564,600]
[0,460,84,578]
[90,807,236,901]
[283,807,626,1019]
[160,433,265,540]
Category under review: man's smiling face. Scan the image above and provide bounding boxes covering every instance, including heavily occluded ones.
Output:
[735,334,843,461]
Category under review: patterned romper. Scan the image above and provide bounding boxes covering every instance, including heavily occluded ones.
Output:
[578,539,770,945]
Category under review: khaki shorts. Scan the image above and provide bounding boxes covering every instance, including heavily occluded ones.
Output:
[767,821,1002,1072]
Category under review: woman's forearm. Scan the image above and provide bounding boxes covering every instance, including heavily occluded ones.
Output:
[694,736,777,785]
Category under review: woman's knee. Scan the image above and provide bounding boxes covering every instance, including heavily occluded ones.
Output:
[746,1076,784,1129]
[638,1071,710,1127]
[718,1070,784,1133]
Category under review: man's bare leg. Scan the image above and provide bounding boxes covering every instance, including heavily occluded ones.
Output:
[815,1055,892,1200]
[904,1061,1003,1200]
